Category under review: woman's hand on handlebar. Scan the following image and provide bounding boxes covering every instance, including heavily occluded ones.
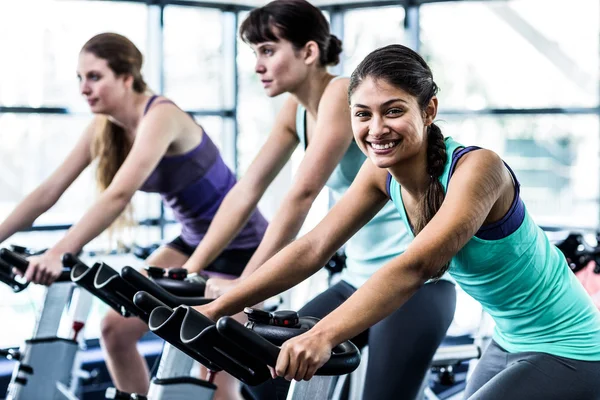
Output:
[275,330,333,381]
[205,277,240,299]
[193,303,219,322]
[21,251,63,285]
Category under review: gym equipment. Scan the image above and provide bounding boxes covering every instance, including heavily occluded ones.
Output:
[0,248,93,400]
[135,291,360,400]
[68,257,214,400]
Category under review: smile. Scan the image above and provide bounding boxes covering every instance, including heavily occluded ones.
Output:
[369,140,400,150]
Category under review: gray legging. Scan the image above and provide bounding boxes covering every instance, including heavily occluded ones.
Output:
[246,279,456,400]
[465,340,600,400]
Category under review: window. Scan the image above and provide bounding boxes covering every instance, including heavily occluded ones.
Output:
[0,0,147,111]
[440,114,600,227]
[342,6,406,75]
[163,7,226,110]
[420,1,598,109]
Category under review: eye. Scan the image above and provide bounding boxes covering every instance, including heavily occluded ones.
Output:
[354,111,370,118]
[262,47,274,56]
[386,108,403,116]
[88,73,100,82]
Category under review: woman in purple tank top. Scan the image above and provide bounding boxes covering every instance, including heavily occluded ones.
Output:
[0,33,266,399]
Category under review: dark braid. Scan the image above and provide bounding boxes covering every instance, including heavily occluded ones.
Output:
[416,123,449,279]
[415,123,447,236]
[349,44,450,279]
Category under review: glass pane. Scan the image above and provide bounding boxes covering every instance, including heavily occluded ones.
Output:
[0,0,147,110]
[438,114,600,227]
[421,0,599,109]
[163,7,225,109]
[342,6,406,76]
[0,114,161,231]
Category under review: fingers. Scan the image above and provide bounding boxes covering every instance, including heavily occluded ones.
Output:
[23,259,60,286]
[278,342,311,381]
[275,344,291,380]
[24,263,37,283]
[275,336,332,382]
[294,359,309,382]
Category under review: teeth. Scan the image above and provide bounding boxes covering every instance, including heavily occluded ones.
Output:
[371,141,398,150]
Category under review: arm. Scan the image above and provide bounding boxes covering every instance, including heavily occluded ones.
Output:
[183,96,300,273]
[28,106,182,284]
[202,159,389,319]
[0,118,98,243]
[238,78,355,279]
[276,150,511,381]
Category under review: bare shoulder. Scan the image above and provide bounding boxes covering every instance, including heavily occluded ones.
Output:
[143,96,183,121]
[454,148,505,175]
[320,76,350,105]
[359,159,391,196]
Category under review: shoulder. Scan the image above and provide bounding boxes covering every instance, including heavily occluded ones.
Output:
[360,159,391,196]
[143,96,183,120]
[320,77,350,106]
[454,148,504,175]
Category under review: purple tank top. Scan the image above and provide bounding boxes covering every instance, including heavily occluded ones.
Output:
[138,96,267,249]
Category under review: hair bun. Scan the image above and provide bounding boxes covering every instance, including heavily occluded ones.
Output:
[326,34,343,66]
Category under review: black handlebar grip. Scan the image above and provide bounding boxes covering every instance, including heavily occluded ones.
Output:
[0,249,28,274]
[217,316,361,376]
[62,253,84,269]
[133,291,167,314]
[121,267,209,308]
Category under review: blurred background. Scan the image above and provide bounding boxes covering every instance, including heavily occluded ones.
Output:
[0,0,597,396]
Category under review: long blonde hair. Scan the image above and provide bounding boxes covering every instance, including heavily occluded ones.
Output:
[83,33,148,245]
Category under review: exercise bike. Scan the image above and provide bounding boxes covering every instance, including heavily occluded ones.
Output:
[0,247,93,400]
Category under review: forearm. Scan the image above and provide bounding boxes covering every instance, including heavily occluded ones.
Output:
[186,185,261,273]
[240,195,313,279]
[311,256,426,346]
[50,192,130,255]
[0,188,56,243]
[210,234,327,318]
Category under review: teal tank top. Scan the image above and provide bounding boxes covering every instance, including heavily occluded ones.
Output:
[295,91,412,288]
[388,137,600,360]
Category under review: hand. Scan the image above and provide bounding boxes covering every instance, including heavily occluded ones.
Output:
[193,303,219,322]
[275,331,333,381]
[205,277,240,299]
[20,251,63,286]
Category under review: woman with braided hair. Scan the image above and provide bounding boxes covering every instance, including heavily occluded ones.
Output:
[184,1,456,399]
[197,43,600,399]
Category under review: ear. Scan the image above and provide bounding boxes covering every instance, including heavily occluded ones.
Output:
[424,96,438,126]
[122,74,134,90]
[302,40,320,66]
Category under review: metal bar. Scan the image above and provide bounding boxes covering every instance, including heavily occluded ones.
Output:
[438,107,600,116]
[22,218,178,233]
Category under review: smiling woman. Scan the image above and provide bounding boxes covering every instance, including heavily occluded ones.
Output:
[197,43,600,400]
[186,2,456,400]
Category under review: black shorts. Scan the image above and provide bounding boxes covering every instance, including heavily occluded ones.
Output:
[167,236,255,277]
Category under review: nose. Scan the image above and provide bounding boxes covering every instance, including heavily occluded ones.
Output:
[80,80,91,96]
[369,115,390,138]
[255,59,266,74]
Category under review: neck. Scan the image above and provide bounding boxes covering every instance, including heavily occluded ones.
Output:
[388,140,432,199]
[106,92,149,134]
[291,68,334,117]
